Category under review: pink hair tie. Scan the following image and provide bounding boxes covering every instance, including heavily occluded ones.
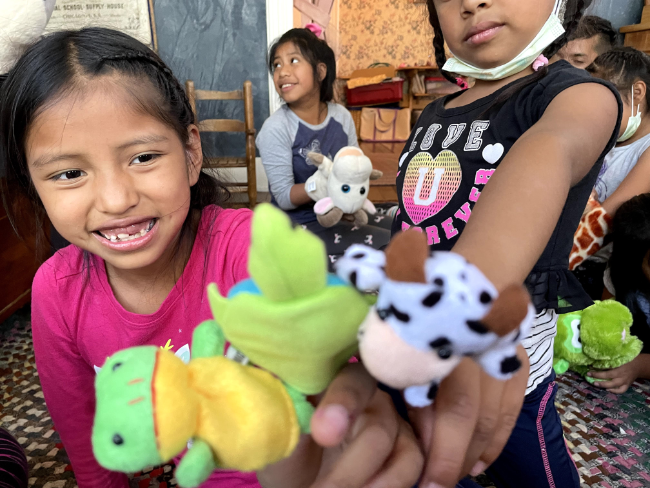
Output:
[532,55,549,72]
[305,23,323,38]
[455,77,469,90]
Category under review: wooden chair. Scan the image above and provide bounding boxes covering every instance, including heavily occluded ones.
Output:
[185,80,257,208]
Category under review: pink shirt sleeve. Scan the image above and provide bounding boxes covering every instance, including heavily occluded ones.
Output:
[31,266,129,488]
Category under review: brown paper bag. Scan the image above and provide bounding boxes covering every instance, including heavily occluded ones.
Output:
[359,108,411,142]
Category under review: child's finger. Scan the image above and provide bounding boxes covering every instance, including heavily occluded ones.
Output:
[407,403,435,455]
[477,345,528,470]
[311,363,377,447]
[608,384,631,394]
[462,371,505,476]
[420,357,481,488]
[312,390,399,488]
[593,378,622,389]
[364,419,424,488]
[588,369,618,379]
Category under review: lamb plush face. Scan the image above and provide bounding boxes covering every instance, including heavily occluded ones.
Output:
[327,147,373,214]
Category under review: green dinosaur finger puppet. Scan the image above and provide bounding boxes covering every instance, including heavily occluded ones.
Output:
[92,204,370,487]
[553,300,643,383]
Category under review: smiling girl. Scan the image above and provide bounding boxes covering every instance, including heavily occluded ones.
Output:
[0,28,422,488]
[257,27,393,264]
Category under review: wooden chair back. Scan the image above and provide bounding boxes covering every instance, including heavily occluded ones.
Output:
[185,80,257,208]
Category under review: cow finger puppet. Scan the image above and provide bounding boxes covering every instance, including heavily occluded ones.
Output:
[305,146,383,227]
[92,204,370,487]
[336,229,535,408]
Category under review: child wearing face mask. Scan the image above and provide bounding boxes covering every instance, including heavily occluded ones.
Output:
[257,27,393,265]
[569,48,650,293]
[393,0,622,487]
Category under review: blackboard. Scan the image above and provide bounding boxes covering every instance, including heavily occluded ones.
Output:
[154,0,270,158]
[587,0,644,31]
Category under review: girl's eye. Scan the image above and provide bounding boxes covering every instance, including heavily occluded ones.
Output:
[132,154,158,165]
[53,170,84,181]
[291,58,299,64]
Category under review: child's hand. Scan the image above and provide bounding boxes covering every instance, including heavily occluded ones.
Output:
[589,357,644,394]
[408,345,529,488]
[258,363,424,488]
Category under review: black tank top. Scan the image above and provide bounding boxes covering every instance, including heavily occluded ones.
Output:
[393,61,622,314]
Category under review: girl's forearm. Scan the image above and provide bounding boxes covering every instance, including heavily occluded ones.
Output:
[290,183,313,206]
[636,353,650,380]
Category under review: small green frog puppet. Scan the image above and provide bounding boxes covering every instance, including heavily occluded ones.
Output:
[553,300,643,383]
[91,204,371,487]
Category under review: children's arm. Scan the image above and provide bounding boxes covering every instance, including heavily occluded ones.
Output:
[257,122,311,209]
[601,148,650,217]
[418,83,619,487]
[289,184,313,206]
[31,269,129,488]
[341,107,360,148]
[453,83,619,288]
[588,353,650,394]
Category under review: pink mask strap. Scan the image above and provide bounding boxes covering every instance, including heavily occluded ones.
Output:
[455,77,469,90]
[305,23,323,38]
[532,55,549,72]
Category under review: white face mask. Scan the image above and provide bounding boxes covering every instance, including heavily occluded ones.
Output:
[443,0,566,81]
[618,87,643,143]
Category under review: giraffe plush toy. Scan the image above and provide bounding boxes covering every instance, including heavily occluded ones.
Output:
[569,191,612,271]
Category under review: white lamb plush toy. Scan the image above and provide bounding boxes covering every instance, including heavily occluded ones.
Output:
[0,0,57,74]
[306,146,383,228]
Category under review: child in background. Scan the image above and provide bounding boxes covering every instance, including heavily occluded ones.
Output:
[396,0,621,487]
[570,47,650,297]
[588,194,650,393]
[257,27,392,263]
[0,28,421,488]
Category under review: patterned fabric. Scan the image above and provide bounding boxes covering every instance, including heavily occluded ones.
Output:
[4,308,650,488]
[0,427,28,488]
[569,193,613,271]
[336,0,434,76]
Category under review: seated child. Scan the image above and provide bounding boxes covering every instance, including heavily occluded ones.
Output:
[570,48,650,296]
[588,194,650,393]
[257,27,392,264]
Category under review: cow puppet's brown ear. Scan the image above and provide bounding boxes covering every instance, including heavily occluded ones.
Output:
[480,284,530,337]
[385,229,429,284]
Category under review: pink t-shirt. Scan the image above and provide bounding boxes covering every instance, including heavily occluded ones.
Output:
[31,205,260,488]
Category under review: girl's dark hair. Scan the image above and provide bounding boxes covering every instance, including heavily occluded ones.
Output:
[0,27,228,255]
[268,28,336,103]
[588,47,650,111]
[426,0,590,110]
[610,194,650,316]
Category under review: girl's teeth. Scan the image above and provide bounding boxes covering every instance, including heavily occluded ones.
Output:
[101,220,154,242]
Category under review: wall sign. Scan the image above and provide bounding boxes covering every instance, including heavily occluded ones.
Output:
[44,0,157,50]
